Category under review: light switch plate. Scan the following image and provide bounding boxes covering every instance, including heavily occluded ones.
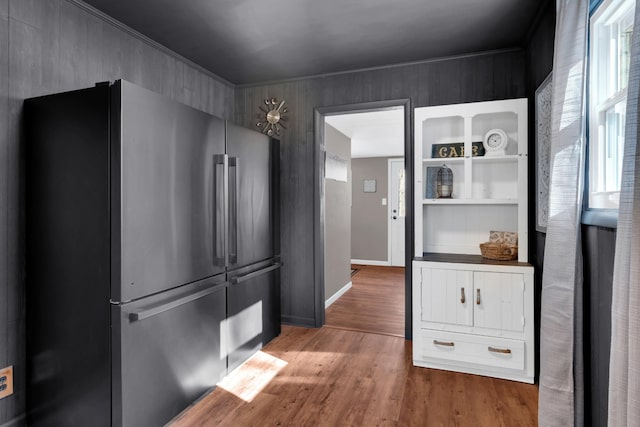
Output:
[0,366,13,399]
[382,198,387,205]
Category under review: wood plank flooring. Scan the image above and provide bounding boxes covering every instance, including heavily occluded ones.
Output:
[325,265,405,337]
[169,326,538,426]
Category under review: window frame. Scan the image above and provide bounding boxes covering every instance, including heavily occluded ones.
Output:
[582,0,634,229]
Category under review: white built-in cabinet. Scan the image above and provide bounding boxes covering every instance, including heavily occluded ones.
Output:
[412,99,534,383]
[413,262,534,382]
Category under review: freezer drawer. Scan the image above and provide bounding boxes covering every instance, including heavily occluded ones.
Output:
[112,276,227,427]
[227,262,281,372]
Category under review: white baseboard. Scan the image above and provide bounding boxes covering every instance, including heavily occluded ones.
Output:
[325,281,352,308]
[351,259,390,266]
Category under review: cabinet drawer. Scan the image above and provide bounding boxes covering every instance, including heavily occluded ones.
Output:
[419,329,525,371]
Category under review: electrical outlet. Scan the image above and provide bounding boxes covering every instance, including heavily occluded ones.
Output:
[0,366,14,399]
[382,198,387,206]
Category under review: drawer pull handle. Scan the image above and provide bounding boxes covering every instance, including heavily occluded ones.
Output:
[488,346,511,354]
[476,288,481,305]
[433,340,455,347]
[460,287,466,304]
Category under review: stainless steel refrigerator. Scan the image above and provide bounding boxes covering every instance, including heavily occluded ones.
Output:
[25,80,280,426]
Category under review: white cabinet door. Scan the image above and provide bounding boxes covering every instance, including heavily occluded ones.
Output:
[420,268,472,326]
[473,272,524,332]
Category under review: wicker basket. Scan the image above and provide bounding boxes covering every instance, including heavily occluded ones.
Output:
[479,242,518,261]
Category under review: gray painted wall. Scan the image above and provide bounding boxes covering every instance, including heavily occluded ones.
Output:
[583,225,616,427]
[0,0,234,423]
[235,49,527,326]
[324,124,351,302]
[0,2,534,423]
[351,157,392,262]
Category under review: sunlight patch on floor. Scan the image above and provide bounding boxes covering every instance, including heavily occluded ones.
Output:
[216,350,288,402]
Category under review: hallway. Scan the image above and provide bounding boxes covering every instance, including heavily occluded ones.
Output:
[325,265,405,337]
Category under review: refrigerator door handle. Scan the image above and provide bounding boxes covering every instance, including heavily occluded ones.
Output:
[231,262,281,285]
[128,282,228,322]
[228,156,239,265]
[213,154,226,266]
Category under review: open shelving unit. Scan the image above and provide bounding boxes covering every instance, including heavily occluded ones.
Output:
[414,99,528,262]
[412,98,534,384]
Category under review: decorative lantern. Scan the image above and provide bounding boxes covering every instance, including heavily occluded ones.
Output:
[436,164,453,198]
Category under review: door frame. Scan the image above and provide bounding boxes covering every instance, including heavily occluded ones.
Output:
[313,99,414,339]
[388,158,405,267]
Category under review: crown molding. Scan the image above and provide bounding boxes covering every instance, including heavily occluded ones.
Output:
[65,0,235,88]
[237,47,524,88]
[523,0,554,46]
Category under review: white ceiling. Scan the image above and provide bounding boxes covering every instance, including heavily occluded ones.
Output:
[325,108,404,159]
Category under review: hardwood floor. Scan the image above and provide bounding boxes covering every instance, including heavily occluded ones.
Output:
[170,325,538,426]
[325,265,405,337]
[170,267,538,426]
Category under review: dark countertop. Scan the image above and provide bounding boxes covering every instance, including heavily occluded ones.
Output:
[414,252,532,267]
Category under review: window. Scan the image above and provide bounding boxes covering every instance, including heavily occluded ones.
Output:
[588,0,635,209]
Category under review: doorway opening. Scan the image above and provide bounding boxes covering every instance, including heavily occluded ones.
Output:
[314,100,412,338]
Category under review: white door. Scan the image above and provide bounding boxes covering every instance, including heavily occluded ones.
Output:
[389,159,405,266]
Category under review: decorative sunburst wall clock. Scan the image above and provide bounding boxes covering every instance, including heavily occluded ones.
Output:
[256,98,289,137]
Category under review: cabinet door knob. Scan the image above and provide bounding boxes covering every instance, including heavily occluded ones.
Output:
[460,287,466,304]
[392,216,397,220]
[488,346,511,354]
[476,288,481,305]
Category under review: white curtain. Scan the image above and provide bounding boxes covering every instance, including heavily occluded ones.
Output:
[608,1,640,425]
[538,0,588,426]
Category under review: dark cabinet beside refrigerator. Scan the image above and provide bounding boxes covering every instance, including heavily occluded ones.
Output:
[25,80,280,427]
